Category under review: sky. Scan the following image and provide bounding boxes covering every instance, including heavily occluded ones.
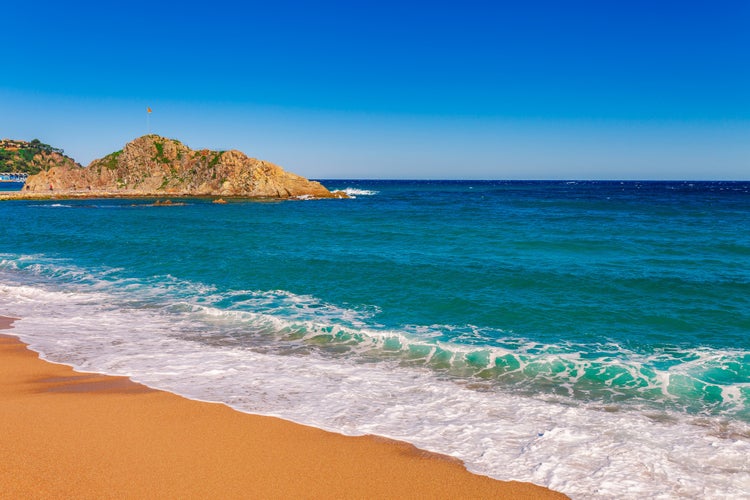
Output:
[1,0,748,179]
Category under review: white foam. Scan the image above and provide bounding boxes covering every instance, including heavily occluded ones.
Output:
[2,258,747,412]
[26,203,74,208]
[334,188,379,198]
[1,274,749,499]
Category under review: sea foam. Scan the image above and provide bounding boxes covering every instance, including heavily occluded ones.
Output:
[334,187,379,198]
[1,260,749,499]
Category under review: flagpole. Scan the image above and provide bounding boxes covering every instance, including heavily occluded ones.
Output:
[147,107,151,135]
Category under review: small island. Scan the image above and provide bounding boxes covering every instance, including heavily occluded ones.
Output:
[1,135,346,200]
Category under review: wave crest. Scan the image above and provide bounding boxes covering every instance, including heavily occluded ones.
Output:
[2,253,750,498]
[335,187,379,198]
[1,254,748,419]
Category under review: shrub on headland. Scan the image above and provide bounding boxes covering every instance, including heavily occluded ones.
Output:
[0,138,80,175]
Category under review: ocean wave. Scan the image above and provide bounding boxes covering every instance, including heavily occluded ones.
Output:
[2,255,750,498]
[1,254,748,419]
[22,202,75,208]
[334,187,379,198]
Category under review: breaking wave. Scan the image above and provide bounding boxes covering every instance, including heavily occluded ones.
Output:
[2,254,750,498]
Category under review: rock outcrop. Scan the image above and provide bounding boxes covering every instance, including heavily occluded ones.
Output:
[15,135,345,199]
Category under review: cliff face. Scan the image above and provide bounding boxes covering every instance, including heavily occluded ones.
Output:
[0,139,81,175]
[20,135,343,199]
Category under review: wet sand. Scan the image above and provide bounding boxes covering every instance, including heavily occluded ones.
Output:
[0,316,566,499]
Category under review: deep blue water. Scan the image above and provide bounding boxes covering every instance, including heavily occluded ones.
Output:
[1,180,749,497]
[0,181,24,191]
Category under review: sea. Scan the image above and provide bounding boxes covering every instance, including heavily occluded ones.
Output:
[1,180,748,498]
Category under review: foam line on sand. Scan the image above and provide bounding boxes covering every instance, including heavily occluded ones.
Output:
[0,316,566,499]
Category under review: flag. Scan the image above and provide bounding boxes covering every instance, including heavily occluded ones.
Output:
[147,107,152,113]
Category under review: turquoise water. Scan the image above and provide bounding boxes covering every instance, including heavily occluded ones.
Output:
[1,181,749,497]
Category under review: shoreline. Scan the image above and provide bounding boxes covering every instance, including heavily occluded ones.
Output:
[0,316,566,499]
[0,192,344,201]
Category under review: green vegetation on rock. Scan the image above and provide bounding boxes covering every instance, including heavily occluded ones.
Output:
[209,151,224,167]
[0,138,80,175]
[152,141,170,164]
[104,150,122,170]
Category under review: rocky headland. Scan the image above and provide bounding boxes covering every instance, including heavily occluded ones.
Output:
[0,139,81,175]
[2,135,345,200]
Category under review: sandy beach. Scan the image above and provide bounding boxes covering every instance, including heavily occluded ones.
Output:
[0,316,565,499]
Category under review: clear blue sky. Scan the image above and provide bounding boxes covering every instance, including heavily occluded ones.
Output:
[2,0,748,179]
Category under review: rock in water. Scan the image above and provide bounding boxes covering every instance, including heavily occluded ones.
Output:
[19,135,345,199]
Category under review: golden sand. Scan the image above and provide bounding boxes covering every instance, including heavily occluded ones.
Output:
[0,316,566,499]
